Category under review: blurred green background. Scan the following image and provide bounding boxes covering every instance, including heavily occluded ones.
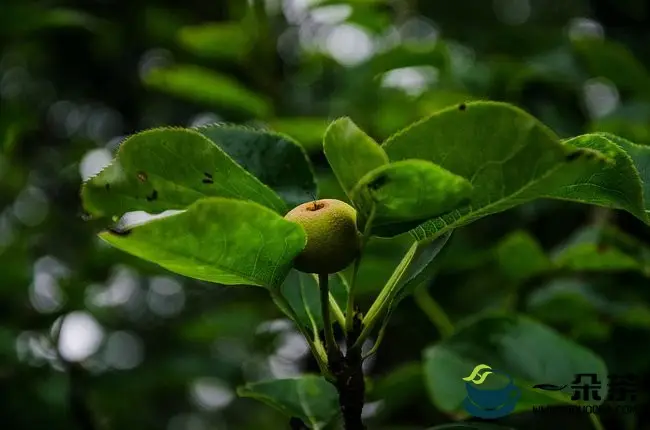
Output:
[3,0,650,429]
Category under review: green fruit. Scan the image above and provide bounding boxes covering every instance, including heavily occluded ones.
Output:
[284,199,361,274]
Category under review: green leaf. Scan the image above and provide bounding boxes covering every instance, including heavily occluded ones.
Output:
[344,233,414,295]
[81,127,287,218]
[494,225,650,282]
[351,160,472,236]
[180,304,265,342]
[541,133,646,220]
[195,124,317,208]
[554,244,641,272]
[0,5,101,36]
[394,230,453,303]
[525,276,650,337]
[382,102,650,241]
[279,271,348,333]
[551,224,650,274]
[423,313,608,415]
[361,231,452,342]
[571,36,650,97]
[268,118,331,153]
[595,132,650,211]
[97,198,306,288]
[237,375,339,429]
[142,64,272,118]
[370,362,426,417]
[495,231,552,283]
[177,22,254,61]
[526,279,611,339]
[369,41,451,77]
[323,117,389,201]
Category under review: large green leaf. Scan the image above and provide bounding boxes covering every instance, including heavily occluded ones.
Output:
[97,198,306,288]
[527,278,650,337]
[597,132,650,209]
[540,133,646,218]
[279,271,348,333]
[551,224,650,274]
[323,117,389,200]
[382,101,650,241]
[394,230,454,303]
[494,225,650,281]
[142,64,272,118]
[369,362,426,418]
[423,314,608,415]
[268,118,331,153]
[369,41,451,77]
[571,36,650,97]
[495,231,552,284]
[195,124,317,208]
[237,375,339,429]
[81,128,287,218]
[526,279,612,341]
[177,22,254,61]
[350,160,472,236]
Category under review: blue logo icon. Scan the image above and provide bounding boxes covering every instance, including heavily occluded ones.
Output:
[461,364,521,419]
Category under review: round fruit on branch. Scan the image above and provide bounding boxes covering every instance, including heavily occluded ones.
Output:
[284,199,361,274]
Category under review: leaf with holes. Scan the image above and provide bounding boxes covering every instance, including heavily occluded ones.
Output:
[195,124,317,208]
[97,198,306,288]
[81,127,286,219]
[382,101,650,241]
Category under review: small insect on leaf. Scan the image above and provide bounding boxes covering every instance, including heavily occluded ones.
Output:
[202,172,214,184]
[137,171,148,182]
[458,103,467,111]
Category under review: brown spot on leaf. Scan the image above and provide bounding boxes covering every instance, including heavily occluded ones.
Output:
[458,103,467,111]
[137,171,147,182]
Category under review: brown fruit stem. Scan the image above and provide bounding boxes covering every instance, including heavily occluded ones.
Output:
[319,273,366,430]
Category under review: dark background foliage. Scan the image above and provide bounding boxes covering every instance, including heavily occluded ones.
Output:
[2,0,650,429]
